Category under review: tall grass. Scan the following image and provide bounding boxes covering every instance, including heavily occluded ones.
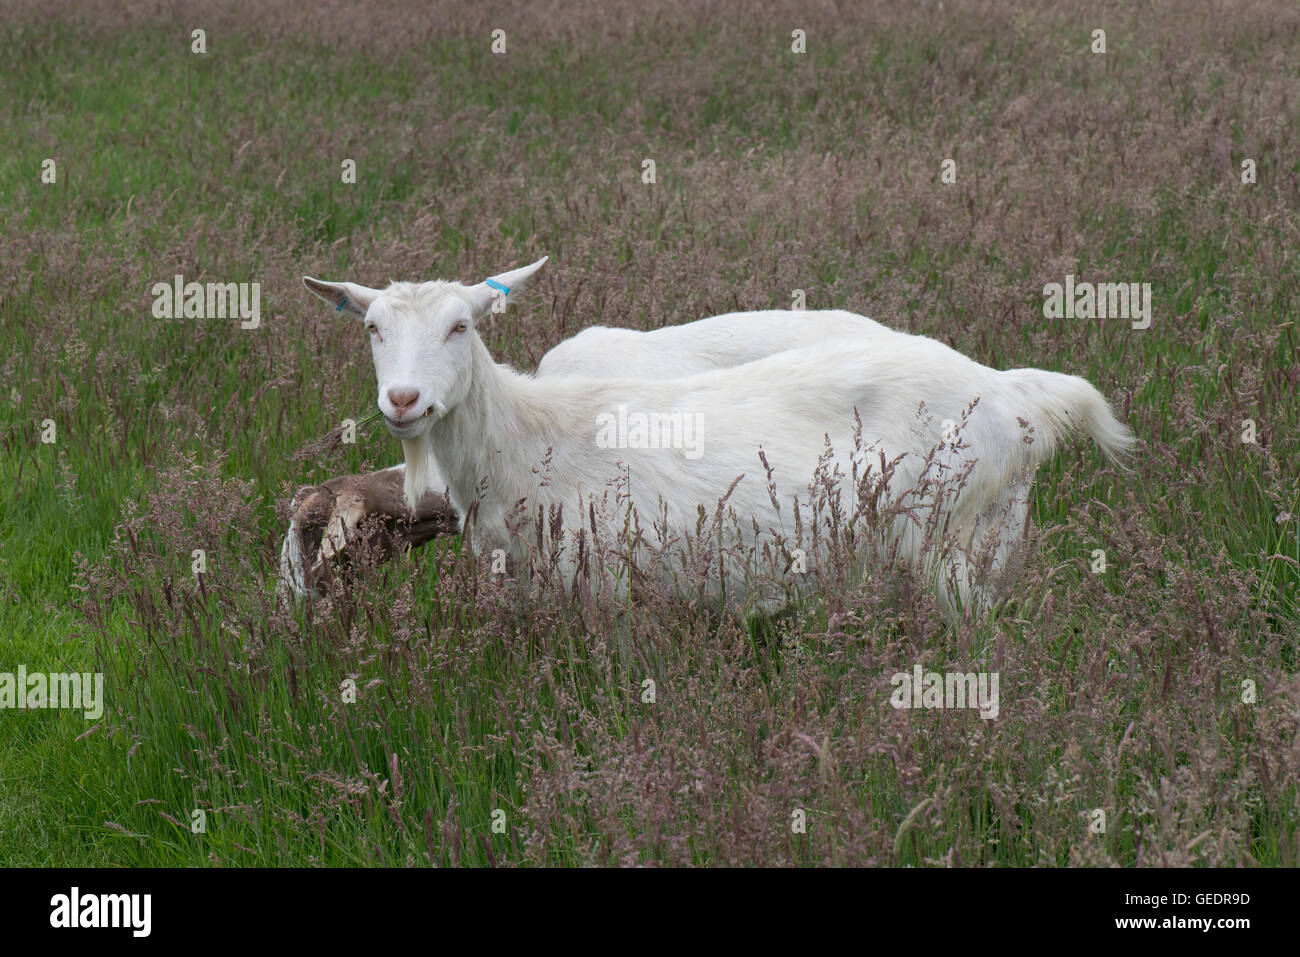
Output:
[0,0,1296,865]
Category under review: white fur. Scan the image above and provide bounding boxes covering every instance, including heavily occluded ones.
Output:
[302,259,1135,616]
[283,290,877,598]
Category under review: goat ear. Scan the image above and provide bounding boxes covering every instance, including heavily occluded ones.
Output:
[463,255,549,318]
[302,277,381,319]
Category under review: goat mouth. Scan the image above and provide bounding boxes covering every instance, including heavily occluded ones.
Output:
[389,406,435,423]
[384,406,437,434]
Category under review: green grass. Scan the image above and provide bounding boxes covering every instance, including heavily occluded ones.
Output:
[0,1,1296,866]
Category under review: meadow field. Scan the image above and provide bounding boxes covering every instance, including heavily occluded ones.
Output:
[1,0,1297,866]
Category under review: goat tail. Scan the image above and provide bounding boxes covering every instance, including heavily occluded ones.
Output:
[1002,369,1138,470]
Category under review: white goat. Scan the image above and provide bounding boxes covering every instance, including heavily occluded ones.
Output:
[282,279,884,597]
[302,258,1134,616]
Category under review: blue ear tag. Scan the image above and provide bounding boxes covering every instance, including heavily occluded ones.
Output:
[484,278,510,296]
[337,295,349,311]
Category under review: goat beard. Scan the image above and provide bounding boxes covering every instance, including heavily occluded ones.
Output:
[401,431,435,513]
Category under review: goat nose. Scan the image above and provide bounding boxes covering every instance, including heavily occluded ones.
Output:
[387,388,420,415]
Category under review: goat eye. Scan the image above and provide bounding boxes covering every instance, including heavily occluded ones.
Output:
[366,323,378,335]
[451,321,468,336]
